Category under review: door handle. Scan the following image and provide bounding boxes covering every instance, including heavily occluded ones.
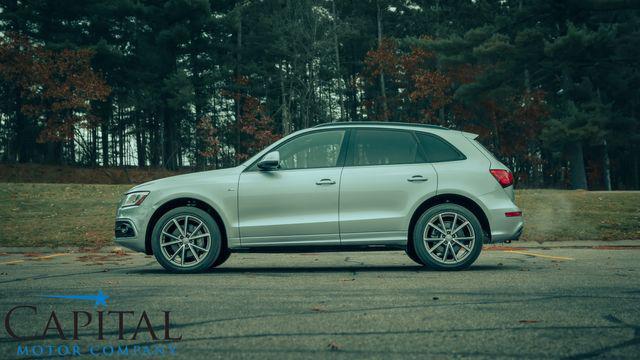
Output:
[316,178,336,185]
[407,175,429,182]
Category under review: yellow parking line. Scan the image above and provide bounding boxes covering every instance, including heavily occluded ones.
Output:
[35,253,68,260]
[0,259,25,265]
[504,250,574,261]
[0,253,69,265]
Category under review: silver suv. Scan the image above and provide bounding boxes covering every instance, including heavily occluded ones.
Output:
[115,122,523,272]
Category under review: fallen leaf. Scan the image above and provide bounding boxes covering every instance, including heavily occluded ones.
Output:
[112,248,128,256]
[327,341,341,351]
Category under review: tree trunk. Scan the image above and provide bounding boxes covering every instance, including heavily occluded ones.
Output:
[118,107,125,166]
[376,0,388,121]
[149,114,160,167]
[135,111,146,167]
[45,141,63,165]
[67,132,76,165]
[234,11,243,164]
[332,0,344,122]
[90,125,98,166]
[568,141,588,190]
[161,41,179,170]
[632,148,639,190]
[348,73,358,121]
[14,86,28,163]
[7,0,22,163]
[100,98,111,167]
[281,70,291,135]
[162,103,177,170]
[192,34,207,170]
[602,139,612,191]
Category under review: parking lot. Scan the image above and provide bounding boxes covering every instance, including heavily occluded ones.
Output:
[1,242,639,359]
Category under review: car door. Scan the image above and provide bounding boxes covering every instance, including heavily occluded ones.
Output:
[238,129,348,246]
[339,128,438,245]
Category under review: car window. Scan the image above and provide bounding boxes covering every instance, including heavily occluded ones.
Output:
[348,129,422,166]
[416,133,464,162]
[472,139,499,162]
[276,130,346,170]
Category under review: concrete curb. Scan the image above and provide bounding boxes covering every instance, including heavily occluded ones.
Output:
[0,240,638,254]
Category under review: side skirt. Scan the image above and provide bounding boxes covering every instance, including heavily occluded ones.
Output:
[230,244,406,253]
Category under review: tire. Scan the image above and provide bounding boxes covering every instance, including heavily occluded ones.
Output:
[412,203,483,271]
[405,247,425,266]
[210,248,231,268]
[151,206,223,273]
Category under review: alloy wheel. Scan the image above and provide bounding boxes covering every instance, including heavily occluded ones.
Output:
[159,215,212,267]
[423,212,476,265]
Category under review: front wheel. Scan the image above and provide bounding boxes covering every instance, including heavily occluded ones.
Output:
[412,204,483,270]
[151,206,223,273]
[405,247,425,266]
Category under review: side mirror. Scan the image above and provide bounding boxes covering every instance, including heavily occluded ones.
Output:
[257,151,280,171]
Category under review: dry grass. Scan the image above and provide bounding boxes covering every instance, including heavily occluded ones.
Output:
[517,190,640,242]
[0,183,130,247]
[0,163,186,184]
[0,184,638,248]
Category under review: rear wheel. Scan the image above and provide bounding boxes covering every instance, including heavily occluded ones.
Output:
[412,204,483,270]
[151,206,223,273]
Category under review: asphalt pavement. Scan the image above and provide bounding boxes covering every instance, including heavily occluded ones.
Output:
[0,241,639,359]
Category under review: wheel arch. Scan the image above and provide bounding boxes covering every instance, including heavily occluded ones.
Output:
[144,197,228,255]
[407,193,491,252]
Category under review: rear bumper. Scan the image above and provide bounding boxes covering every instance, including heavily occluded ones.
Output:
[478,189,524,243]
[491,222,523,243]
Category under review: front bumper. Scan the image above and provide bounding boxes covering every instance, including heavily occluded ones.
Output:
[114,204,152,253]
[114,219,146,253]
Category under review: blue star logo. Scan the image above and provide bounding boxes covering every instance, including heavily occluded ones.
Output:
[42,290,109,307]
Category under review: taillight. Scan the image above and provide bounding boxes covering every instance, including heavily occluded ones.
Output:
[490,169,514,188]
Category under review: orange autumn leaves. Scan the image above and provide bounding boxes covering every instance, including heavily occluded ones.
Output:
[0,33,110,143]
[364,38,457,123]
[364,38,548,162]
[219,76,281,161]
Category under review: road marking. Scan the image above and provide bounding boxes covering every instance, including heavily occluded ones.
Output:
[0,253,68,265]
[504,250,574,261]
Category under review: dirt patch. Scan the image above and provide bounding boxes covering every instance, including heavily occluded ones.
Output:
[484,246,528,251]
[76,254,130,264]
[23,252,43,258]
[0,163,189,184]
[591,245,640,250]
[76,248,131,265]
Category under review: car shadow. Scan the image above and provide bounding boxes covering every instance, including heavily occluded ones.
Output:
[127,264,513,275]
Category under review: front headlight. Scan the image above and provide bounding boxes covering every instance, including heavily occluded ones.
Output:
[120,191,149,208]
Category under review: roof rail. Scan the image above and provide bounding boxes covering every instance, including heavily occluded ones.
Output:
[313,121,450,130]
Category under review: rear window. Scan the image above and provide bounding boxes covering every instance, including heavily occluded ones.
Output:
[472,139,499,161]
[348,129,422,166]
[416,133,465,162]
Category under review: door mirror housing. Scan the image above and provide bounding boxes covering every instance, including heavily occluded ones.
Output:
[257,151,280,171]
